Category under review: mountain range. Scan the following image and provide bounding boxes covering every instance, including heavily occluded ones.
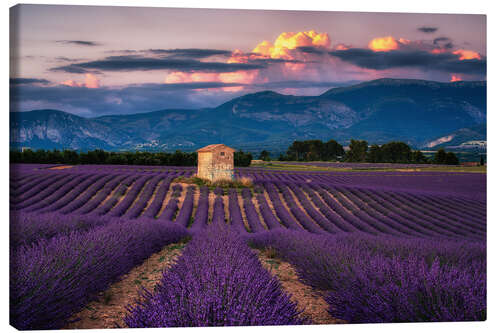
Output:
[10,78,487,152]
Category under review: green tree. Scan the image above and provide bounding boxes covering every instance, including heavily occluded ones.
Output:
[445,152,459,165]
[367,144,383,163]
[323,139,345,161]
[345,139,368,162]
[286,141,308,161]
[379,141,412,163]
[433,149,448,164]
[234,150,252,167]
[259,150,271,161]
[411,150,428,164]
[62,150,79,164]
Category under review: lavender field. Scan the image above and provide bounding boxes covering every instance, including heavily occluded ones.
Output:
[10,163,486,329]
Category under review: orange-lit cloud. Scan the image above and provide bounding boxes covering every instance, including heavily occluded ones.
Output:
[398,38,411,45]
[450,74,462,82]
[368,36,399,52]
[164,68,258,92]
[453,49,481,60]
[164,71,219,84]
[431,48,448,54]
[252,30,331,59]
[61,79,82,87]
[60,74,100,88]
[164,31,334,89]
[165,30,485,91]
[84,73,100,88]
[334,43,350,50]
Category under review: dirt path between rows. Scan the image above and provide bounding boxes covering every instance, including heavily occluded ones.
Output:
[257,248,344,325]
[65,242,186,329]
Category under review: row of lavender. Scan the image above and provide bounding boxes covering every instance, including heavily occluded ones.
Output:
[248,230,486,323]
[11,163,486,201]
[270,161,455,169]
[11,170,486,242]
[10,164,487,328]
[10,217,189,329]
[125,223,305,327]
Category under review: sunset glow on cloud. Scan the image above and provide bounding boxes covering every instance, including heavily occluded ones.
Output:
[159,27,486,92]
[453,49,481,60]
[368,36,400,52]
[61,74,100,88]
[164,67,258,92]
[11,6,486,116]
[163,31,333,87]
[252,30,331,59]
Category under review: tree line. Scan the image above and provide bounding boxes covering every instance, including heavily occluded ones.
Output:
[274,139,459,165]
[10,149,253,167]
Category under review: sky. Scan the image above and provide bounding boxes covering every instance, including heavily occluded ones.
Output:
[9,4,486,117]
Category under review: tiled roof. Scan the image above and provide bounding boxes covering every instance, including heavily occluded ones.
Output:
[196,144,236,153]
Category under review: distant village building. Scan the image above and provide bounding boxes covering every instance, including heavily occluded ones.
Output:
[21,147,30,152]
[197,144,235,182]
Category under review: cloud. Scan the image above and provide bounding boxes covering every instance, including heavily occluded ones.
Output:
[56,40,101,46]
[296,46,327,55]
[60,74,100,88]
[147,48,233,58]
[453,49,481,60]
[368,36,400,52]
[250,30,331,59]
[433,37,454,49]
[10,77,50,85]
[10,82,249,116]
[328,48,486,75]
[54,56,85,62]
[52,64,99,74]
[254,80,360,89]
[10,77,362,117]
[433,37,450,45]
[50,55,266,73]
[418,26,438,33]
[164,69,257,93]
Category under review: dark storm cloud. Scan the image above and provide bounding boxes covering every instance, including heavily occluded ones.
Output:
[418,26,438,33]
[51,64,100,74]
[10,77,363,117]
[328,48,486,75]
[296,46,326,55]
[147,48,233,58]
[138,81,245,90]
[9,82,246,116]
[50,55,266,73]
[248,57,307,65]
[433,37,454,49]
[254,80,360,89]
[433,37,450,44]
[54,56,85,62]
[10,77,50,85]
[105,49,140,54]
[56,40,101,46]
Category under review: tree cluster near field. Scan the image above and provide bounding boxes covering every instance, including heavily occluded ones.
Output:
[276,139,459,165]
[10,149,253,167]
[345,140,431,164]
[280,139,345,161]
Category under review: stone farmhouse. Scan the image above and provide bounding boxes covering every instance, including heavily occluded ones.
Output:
[196,144,235,182]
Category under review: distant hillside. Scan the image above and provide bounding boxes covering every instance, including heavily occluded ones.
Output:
[423,123,486,150]
[10,78,486,152]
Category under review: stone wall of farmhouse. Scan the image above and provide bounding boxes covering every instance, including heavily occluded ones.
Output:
[197,149,234,181]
